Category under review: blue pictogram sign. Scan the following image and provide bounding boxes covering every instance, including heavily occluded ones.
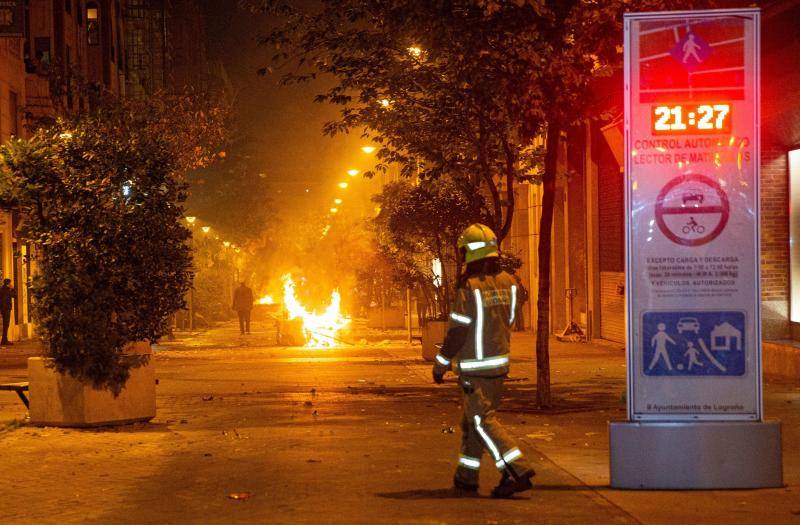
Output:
[670,31,713,71]
[642,311,745,376]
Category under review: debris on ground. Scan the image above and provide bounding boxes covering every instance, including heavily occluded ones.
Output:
[526,430,555,441]
[227,492,254,500]
[202,395,213,401]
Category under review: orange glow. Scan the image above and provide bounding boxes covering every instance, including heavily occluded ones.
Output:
[361,146,376,154]
[334,198,343,204]
[338,182,349,189]
[347,169,359,177]
[258,295,274,305]
[282,274,350,348]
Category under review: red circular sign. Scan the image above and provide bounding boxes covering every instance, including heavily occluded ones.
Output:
[654,174,729,247]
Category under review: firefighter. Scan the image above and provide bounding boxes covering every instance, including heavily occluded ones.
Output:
[432,223,535,498]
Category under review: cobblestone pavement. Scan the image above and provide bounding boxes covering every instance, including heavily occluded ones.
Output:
[0,322,797,524]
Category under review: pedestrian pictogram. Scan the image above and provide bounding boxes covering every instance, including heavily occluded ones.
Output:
[642,311,745,376]
[670,31,712,71]
[654,174,729,247]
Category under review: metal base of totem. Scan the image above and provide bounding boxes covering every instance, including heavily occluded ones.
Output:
[609,420,783,489]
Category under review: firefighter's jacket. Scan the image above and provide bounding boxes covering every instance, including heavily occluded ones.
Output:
[435,270,518,377]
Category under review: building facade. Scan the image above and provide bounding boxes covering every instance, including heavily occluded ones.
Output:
[0,0,207,342]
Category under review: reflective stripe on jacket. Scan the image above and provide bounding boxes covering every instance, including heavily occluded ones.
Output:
[446,271,516,376]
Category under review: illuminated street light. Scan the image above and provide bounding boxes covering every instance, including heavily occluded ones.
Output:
[223,241,231,248]
[185,216,196,224]
[234,247,241,253]
[347,169,359,177]
[338,182,349,189]
[379,99,391,108]
[330,207,338,214]
[201,226,211,234]
[334,198,343,204]
[407,45,423,58]
[361,146,376,154]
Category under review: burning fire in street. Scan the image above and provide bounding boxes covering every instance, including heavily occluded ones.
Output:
[282,274,350,348]
[258,294,274,305]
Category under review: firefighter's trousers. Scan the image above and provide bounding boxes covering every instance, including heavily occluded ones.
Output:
[454,376,533,486]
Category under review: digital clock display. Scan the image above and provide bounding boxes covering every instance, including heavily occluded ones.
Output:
[651,104,732,135]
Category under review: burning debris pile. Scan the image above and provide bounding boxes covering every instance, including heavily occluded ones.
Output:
[281,274,350,348]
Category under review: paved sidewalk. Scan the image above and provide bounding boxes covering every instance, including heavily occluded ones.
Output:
[0,323,797,524]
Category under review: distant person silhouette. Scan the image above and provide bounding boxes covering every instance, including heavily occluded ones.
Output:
[232,282,254,335]
[0,279,13,345]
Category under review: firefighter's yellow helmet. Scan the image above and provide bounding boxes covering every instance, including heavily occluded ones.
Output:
[458,223,499,263]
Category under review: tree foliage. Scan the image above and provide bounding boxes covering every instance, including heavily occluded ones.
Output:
[373,177,486,317]
[0,92,227,392]
[258,0,544,241]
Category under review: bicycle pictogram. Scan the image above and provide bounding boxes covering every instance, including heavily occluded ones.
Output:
[681,217,706,235]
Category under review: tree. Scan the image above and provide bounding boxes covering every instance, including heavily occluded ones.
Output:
[259,0,543,242]
[373,177,486,317]
[0,92,227,392]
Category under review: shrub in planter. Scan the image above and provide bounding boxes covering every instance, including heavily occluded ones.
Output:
[0,93,226,394]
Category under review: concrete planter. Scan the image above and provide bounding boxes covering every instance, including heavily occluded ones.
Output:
[421,320,448,362]
[28,341,156,427]
[366,306,405,329]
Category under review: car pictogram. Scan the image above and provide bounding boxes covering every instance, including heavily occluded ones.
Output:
[682,192,704,205]
[677,317,701,334]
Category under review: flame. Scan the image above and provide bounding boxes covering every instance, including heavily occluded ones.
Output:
[258,295,274,305]
[282,274,350,348]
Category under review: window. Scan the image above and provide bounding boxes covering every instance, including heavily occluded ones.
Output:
[87,3,99,45]
[34,37,50,62]
[790,149,800,322]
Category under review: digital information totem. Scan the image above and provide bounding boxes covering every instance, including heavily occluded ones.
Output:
[610,8,783,489]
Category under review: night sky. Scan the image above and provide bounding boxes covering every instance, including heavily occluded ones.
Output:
[200,1,371,212]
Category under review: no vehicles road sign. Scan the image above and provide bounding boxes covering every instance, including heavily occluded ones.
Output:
[655,174,730,247]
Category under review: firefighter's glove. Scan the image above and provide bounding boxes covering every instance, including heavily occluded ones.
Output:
[432,361,449,384]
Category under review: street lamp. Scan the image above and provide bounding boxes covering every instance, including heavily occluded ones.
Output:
[361,146,376,154]
[201,226,210,234]
[330,207,338,214]
[338,182,349,189]
[347,169,359,177]
[223,241,231,248]
[185,216,196,225]
[334,198,343,205]
[407,45,423,58]
[379,99,391,108]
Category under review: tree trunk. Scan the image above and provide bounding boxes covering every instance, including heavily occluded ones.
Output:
[534,122,560,408]
[497,134,517,242]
